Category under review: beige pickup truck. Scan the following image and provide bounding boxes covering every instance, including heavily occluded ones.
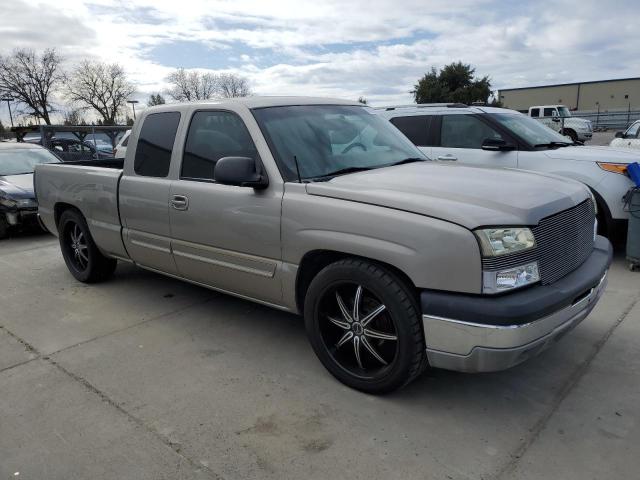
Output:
[35,97,612,393]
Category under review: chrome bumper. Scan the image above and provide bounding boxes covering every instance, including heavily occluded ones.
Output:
[423,273,607,372]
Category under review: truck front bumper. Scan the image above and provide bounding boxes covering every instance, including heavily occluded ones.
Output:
[421,236,612,372]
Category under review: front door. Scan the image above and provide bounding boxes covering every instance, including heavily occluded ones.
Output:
[430,114,518,168]
[168,110,283,304]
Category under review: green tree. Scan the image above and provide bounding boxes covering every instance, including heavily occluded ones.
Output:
[147,93,166,106]
[412,62,492,105]
[0,119,5,138]
[357,96,368,105]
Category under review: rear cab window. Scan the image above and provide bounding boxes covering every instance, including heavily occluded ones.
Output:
[134,112,181,177]
[530,108,540,118]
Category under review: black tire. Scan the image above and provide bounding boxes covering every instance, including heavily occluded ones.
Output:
[0,214,8,239]
[304,258,426,394]
[58,209,117,283]
[563,128,578,143]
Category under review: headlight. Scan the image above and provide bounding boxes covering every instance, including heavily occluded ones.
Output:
[483,262,540,294]
[597,162,628,176]
[15,198,37,208]
[0,196,17,208]
[475,227,536,257]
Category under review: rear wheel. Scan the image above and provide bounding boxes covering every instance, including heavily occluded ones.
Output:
[58,209,117,283]
[304,258,426,394]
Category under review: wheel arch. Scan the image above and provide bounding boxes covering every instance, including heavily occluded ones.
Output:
[295,249,418,315]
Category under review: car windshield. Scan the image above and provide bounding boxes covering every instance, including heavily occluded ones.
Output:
[558,106,572,118]
[252,105,428,181]
[490,113,572,147]
[0,148,61,175]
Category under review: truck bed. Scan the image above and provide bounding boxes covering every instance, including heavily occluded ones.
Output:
[35,163,129,259]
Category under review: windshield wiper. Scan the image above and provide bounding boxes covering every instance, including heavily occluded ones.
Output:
[308,166,375,182]
[386,157,425,167]
[533,141,572,149]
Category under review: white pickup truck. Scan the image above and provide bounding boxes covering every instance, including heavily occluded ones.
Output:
[528,105,593,143]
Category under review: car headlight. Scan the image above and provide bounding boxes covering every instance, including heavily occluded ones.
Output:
[597,162,628,176]
[475,227,536,257]
[15,198,37,208]
[483,262,540,294]
[0,196,17,208]
[476,227,539,293]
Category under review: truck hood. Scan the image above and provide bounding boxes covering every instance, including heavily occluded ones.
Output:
[544,145,640,164]
[0,173,35,199]
[306,162,589,229]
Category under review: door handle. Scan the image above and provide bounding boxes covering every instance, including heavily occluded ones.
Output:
[437,155,458,161]
[171,195,189,210]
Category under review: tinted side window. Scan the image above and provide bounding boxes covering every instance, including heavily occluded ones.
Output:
[530,108,540,118]
[543,108,555,117]
[626,121,640,138]
[181,111,258,181]
[134,112,181,177]
[440,115,503,149]
[390,115,430,146]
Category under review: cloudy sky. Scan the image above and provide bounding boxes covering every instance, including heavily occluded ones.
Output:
[1,0,639,123]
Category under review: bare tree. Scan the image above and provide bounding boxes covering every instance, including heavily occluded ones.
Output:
[216,73,251,98]
[147,93,166,106]
[0,48,63,125]
[66,61,135,125]
[63,108,86,125]
[165,68,217,101]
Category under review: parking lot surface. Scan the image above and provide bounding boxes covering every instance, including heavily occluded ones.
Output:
[1,233,639,479]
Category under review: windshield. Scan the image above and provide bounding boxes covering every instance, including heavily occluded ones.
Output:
[252,105,427,181]
[0,148,61,176]
[490,113,572,146]
[558,106,571,118]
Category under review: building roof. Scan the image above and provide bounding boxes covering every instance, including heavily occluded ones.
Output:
[499,77,640,93]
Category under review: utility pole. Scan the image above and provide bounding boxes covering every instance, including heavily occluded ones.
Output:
[1,95,14,127]
[127,99,139,120]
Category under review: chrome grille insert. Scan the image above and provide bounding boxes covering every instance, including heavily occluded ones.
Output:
[483,200,595,285]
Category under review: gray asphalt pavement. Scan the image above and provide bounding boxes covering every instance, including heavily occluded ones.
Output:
[1,232,638,479]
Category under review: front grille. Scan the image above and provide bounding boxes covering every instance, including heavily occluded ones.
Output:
[483,200,595,285]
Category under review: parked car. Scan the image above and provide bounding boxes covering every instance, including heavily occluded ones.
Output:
[26,137,114,162]
[0,143,60,238]
[113,130,130,159]
[610,120,640,150]
[527,105,593,143]
[376,104,637,242]
[36,97,612,393]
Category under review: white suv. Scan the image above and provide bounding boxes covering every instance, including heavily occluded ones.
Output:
[375,104,637,241]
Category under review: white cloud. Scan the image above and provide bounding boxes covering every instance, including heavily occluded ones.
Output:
[1,0,639,124]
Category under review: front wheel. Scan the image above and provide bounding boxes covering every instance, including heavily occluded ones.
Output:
[58,209,117,283]
[304,258,426,394]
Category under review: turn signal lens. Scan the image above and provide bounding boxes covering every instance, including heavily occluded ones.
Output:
[597,162,628,175]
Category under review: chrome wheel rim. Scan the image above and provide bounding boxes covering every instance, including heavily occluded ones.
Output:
[318,283,398,379]
[67,223,89,271]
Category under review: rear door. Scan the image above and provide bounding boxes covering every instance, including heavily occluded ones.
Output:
[430,113,518,168]
[389,114,433,157]
[119,111,182,274]
[168,109,283,304]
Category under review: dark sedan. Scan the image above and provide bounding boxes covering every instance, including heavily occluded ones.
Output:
[0,143,61,238]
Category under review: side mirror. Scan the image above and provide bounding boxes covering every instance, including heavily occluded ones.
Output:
[214,156,268,189]
[615,131,625,138]
[481,138,516,151]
